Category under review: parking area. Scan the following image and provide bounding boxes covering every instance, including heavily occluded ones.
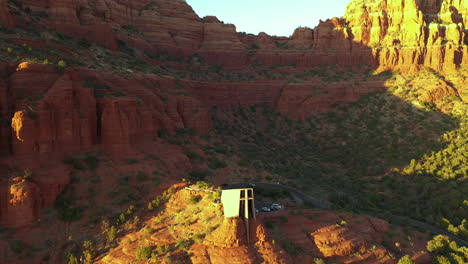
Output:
[255,202,282,213]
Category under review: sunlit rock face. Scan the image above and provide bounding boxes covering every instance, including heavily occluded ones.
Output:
[344,0,468,73]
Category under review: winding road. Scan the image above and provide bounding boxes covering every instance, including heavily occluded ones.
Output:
[225,182,468,247]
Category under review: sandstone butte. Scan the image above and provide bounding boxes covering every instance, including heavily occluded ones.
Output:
[0,0,466,263]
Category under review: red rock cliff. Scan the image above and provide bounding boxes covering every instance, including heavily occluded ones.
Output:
[3,0,466,72]
[344,0,468,73]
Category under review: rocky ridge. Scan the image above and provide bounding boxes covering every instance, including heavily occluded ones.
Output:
[97,185,430,264]
[0,0,466,71]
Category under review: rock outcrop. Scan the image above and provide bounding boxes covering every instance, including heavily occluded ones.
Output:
[311,225,369,257]
[0,165,70,228]
[2,177,40,228]
[0,65,213,159]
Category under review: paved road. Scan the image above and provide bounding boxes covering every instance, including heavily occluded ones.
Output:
[225,182,468,247]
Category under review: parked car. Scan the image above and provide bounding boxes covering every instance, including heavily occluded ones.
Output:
[248,183,256,187]
[271,203,282,210]
[261,207,271,212]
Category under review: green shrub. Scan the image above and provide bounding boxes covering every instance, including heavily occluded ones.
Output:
[106,226,117,242]
[175,239,193,251]
[116,39,134,56]
[57,60,67,67]
[194,181,211,189]
[433,255,451,264]
[189,194,201,204]
[313,258,326,264]
[281,239,303,255]
[155,244,171,255]
[264,221,275,229]
[25,106,38,119]
[157,130,168,139]
[249,43,260,50]
[67,253,79,264]
[147,196,166,211]
[78,38,92,49]
[0,26,15,34]
[186,150,201,160]
[64,156,85,170]
[136,171,148,181]
[55,192,83,222]
[83,153,100,170]
[193,233,205,243]
[427,235,450,254]
[23,168,32,179]
[126,158,138,164]
[126,205,136,216]
[82,240,96,264]
[136,245,153,260]
[397,255,416,264]
[10,240,23,254]
[176,128,196,136]
[208,157,227,169]
[188,169,212,181]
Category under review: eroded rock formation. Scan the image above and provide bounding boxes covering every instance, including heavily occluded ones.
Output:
[344,0,468,73]
[1,0,465,72]
[3,177,40,228]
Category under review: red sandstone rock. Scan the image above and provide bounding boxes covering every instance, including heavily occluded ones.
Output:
[10,62,60,101]
[11,111,24,142]
[412,252,432,264]
[11,72,97,157]
[32,165,71,208]
[289,27,314,49]
[311,225,369,257]
[4,177,40,227]
[204,217,248,247]
[0,64,10,155]
[0,0,15,28]
[176,96,213,134]
[0,165,70,228]
[100,98,139,156]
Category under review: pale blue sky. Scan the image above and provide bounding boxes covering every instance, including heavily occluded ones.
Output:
[185,0,351,37]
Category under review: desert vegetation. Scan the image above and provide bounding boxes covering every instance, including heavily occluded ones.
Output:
[210,70,467,240]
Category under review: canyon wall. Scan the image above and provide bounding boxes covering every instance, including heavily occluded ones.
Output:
[3,0,466,71]
[344,0,468,73]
